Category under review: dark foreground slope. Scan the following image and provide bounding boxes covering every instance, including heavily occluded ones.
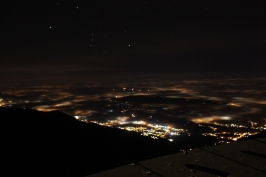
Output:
[0,107,219,177]
[0,107,172,176]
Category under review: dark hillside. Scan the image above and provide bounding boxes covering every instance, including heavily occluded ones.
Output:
[0,107,223,176]
[0,107,171,177]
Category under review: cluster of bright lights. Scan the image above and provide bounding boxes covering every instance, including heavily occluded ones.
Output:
[213,122,248,128]
[202,131,259,144]
[83,115,264,144]
[89,119,185,141]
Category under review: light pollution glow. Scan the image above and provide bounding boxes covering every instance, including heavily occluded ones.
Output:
[1,78,266,126]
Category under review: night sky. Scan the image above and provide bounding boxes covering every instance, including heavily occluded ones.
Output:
[1,0,266,83]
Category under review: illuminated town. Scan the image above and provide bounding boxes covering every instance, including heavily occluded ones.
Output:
[73,116,265,144]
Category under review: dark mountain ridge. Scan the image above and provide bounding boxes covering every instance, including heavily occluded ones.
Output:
[0,107,249,176]
[0,107,172,177]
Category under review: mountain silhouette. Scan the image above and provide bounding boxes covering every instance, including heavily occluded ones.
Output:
[0,107,221,176]
[0,107,173,177]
